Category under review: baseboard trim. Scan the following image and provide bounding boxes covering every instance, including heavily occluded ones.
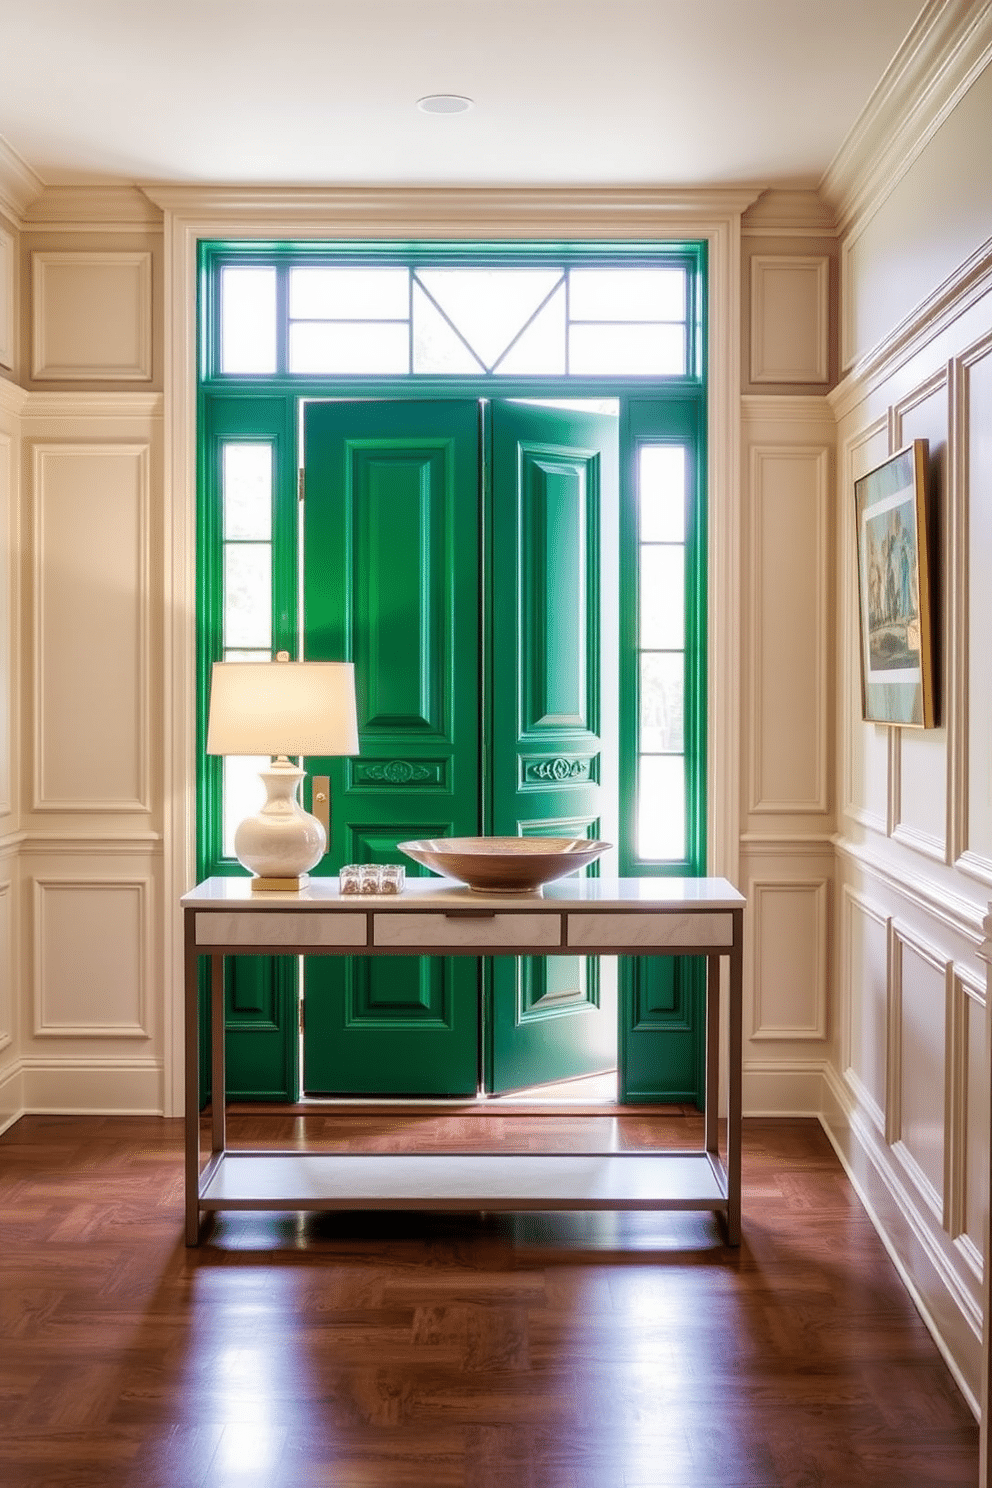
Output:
[819,1063,981,1419]
[14,1059,163,1117]
[743,1060,827,1116]
[0,1058,24,1134]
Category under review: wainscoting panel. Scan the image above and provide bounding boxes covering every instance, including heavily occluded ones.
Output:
[952,967,987,1280]
[960,335,992,881]
[750,877,829,1040]
[31,442,150,812]
[31,876,151,1039]
[892,372,950,863]
[842,885,889,1131]
[747,444,830,815]
[0,225,13,370]
[31,251,152,381]
[749,255,830,384]
[0,427,11,818]
[890,922,951,1222]
[0,873,11,1052]
[840,419,890,833]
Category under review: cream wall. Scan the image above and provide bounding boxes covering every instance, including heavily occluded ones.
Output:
[0,191,167,1127]
[0,181,831,1135]
[823,12,992,1413]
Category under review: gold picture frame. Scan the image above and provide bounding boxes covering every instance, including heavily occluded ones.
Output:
[854,439,935,727]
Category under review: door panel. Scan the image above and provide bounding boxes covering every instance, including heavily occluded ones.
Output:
[353,446,450,737]
[301,401,481,1096]
[199,956,299,1105]
[487,402,619,1093]
[619,958,705,1103]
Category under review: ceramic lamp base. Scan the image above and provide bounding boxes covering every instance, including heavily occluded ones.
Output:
[233,757,326,884]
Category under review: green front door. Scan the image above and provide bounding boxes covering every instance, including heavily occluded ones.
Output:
[487,401,618,1092]
[300,397,619,1096]
[301,401,481,1094]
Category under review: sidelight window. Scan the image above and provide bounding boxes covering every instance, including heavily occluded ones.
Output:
[637,444,688,861]
[217,441,273,856]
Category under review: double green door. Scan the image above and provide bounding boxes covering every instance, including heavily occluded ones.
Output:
[301,398,617,1096]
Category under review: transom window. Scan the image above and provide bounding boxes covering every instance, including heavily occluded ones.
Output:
[212,256,697,381]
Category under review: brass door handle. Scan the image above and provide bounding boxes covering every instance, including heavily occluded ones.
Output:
[312,776,330,839]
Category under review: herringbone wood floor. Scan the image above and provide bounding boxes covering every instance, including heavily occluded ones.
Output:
[0,1112,979,1487]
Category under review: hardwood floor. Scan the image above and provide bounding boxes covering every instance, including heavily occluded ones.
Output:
[0,1112,979,1487]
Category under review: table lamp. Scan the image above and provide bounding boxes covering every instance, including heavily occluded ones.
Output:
[206,653,359,891]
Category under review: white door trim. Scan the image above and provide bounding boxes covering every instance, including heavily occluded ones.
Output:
[153,185,753,1116]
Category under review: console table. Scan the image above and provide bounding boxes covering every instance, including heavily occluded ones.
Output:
[182,876,745,1247]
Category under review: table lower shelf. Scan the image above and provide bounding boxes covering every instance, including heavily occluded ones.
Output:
[197,1150,729,1213]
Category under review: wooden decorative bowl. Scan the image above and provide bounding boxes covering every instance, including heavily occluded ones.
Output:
[397,836,611,893]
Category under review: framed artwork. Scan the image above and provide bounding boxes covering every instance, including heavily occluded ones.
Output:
[854,439,935,727]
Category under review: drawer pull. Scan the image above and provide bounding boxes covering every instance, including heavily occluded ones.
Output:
[443,911,496,919]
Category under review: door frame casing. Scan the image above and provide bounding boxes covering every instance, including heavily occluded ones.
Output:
[154,185,755,1117]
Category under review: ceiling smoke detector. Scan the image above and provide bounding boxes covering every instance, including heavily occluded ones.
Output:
[417,94,473,115]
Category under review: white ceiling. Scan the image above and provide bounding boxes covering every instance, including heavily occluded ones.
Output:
[0,0,926,190]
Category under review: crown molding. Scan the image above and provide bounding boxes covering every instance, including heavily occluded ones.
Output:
[0,134,44,224]
[821,0,992,234]
[142,183,762,233]
[0,375,28,417]
[23,185,163,232]
[742,189,837,238]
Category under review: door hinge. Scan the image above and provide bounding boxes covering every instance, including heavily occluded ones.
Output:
[298,997,305,1035]
[298,467,305,502]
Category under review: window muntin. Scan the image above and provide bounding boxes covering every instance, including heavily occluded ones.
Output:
[213,260,696,381]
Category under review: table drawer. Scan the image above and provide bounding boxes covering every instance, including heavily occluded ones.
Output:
[566,911,733,949]
[373,912,562,950]
[195,911,368,948]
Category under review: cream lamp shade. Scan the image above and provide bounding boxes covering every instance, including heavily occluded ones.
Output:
[206,660,359,758]
[206,657,359,891]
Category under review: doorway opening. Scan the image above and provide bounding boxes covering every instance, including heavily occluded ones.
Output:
[197,242,708,1107]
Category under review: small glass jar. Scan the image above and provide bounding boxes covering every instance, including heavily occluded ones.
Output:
[379,864,405,894]
[358,864,381,894]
